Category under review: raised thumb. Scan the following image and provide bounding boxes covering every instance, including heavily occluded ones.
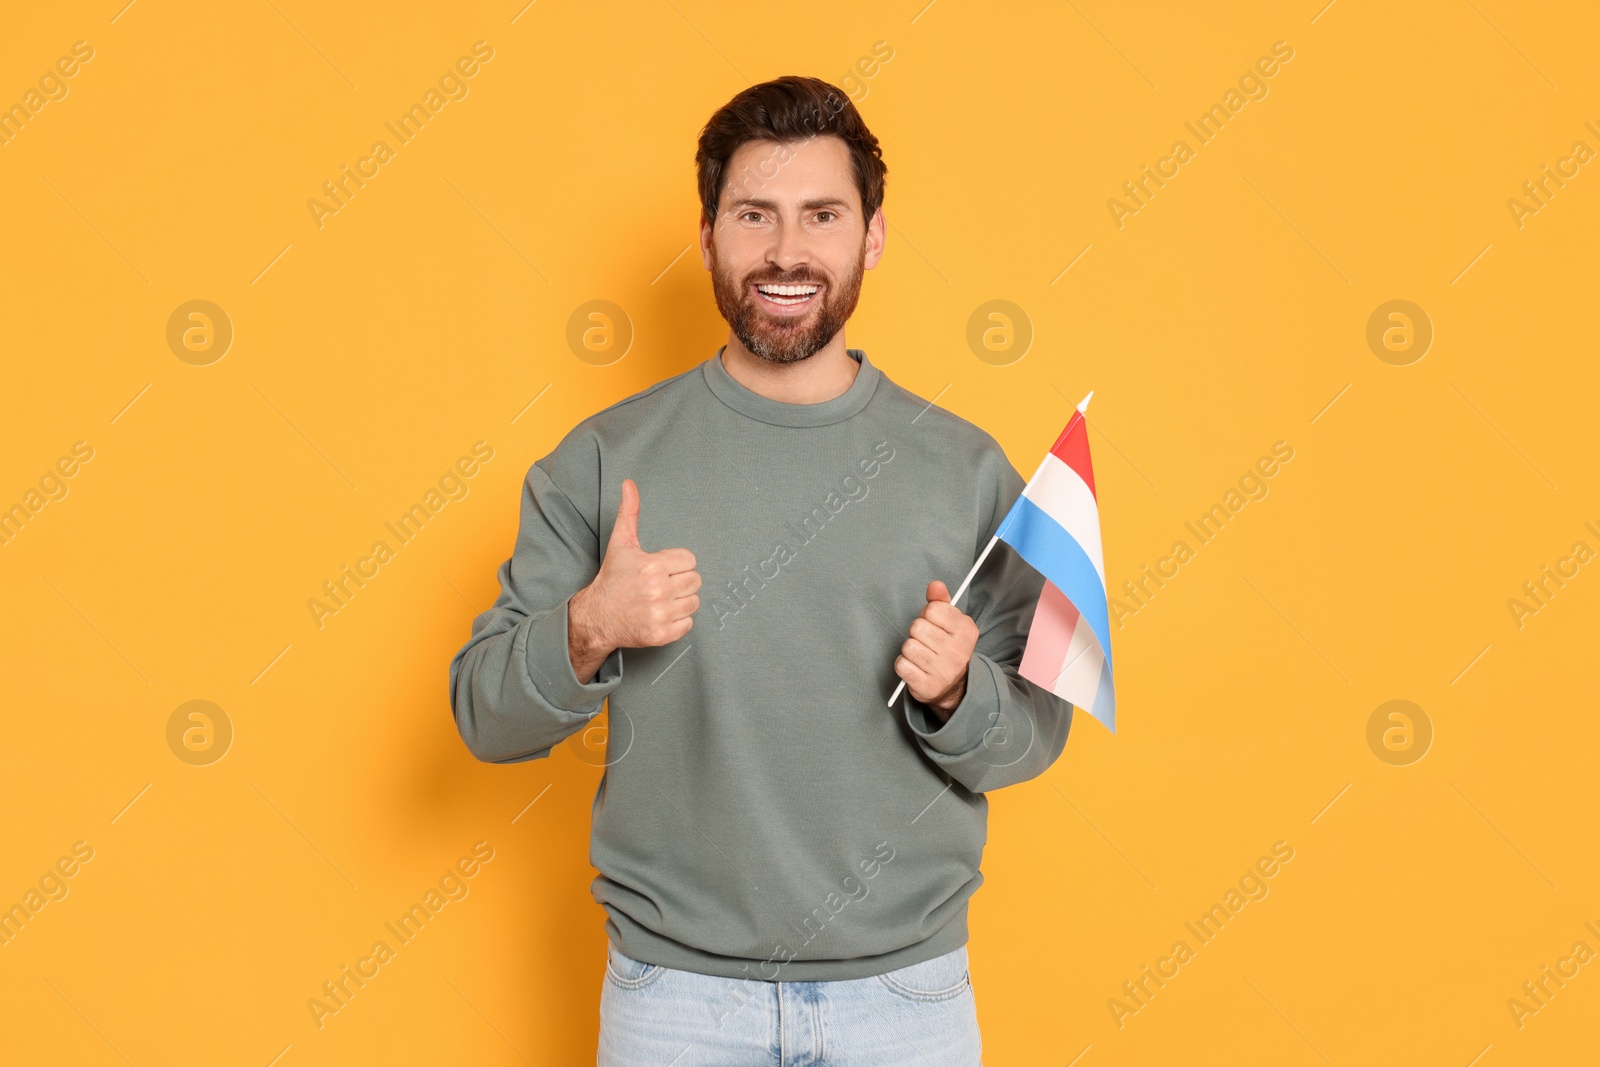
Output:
[927,579,952,603]
[608,478,642,551]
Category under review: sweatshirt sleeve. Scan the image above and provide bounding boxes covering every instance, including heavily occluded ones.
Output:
[447,444,624,765]
[901,447,1074,793]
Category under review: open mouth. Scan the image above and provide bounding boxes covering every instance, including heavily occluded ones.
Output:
[753,282,821,308]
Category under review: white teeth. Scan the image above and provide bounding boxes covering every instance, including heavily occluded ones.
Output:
[756,283,819,307]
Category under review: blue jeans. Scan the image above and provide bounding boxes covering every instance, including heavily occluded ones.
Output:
[598,942,983,1066]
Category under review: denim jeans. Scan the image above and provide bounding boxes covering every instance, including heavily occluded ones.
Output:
[598,941,983,1066]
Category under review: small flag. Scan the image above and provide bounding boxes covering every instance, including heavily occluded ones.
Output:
[994,392,1117,732]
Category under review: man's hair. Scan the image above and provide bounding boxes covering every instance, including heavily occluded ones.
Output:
[695,75,887,229]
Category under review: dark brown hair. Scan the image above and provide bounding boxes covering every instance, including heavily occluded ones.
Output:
[695,75,887,228]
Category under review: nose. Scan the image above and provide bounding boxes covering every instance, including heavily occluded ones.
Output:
[767,216,809,275]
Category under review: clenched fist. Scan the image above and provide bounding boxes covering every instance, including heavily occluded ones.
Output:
[894,579,980,720]
[567,478,701,683]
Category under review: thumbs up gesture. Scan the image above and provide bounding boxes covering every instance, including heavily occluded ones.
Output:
[569,479,701,674]
[894,580,980,720]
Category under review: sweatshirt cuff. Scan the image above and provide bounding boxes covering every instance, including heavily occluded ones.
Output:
[520,593,623,713]
[903,654,1001,757]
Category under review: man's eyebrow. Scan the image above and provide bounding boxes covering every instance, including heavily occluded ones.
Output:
[727,197,852,212]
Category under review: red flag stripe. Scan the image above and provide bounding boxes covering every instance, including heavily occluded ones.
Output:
[1047,411,1096,501]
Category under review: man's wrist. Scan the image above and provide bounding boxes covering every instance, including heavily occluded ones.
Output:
[566,587,612,682]
[927,672,969,720]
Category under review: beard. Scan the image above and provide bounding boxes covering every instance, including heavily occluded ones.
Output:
[709,237,866,365]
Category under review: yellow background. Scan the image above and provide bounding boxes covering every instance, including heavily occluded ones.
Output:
[3,0,1597,1063]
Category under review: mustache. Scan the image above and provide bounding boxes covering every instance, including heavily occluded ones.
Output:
[746,271,826,287]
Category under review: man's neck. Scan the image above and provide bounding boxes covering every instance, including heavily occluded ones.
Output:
[719,333,860,405]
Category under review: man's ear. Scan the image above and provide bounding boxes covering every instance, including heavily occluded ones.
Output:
[699,215,715,270]
[864,207,887,270]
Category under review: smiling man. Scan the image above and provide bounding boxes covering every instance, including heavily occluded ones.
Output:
[448,75,1074,1066]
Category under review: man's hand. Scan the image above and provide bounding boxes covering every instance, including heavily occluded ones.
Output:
[894,579,980,721]
[567,478,701,683]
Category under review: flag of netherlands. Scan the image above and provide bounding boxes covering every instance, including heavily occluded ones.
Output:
[994,398,1118,733]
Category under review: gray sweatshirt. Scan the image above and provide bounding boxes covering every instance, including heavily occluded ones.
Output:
[447,346,1074,982]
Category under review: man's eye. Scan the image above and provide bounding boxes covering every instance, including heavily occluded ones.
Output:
[816,211,835,223]
[742,211,764,223]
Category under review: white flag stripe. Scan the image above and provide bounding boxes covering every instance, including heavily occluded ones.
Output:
[1053,614,1105,707]
[1024,452,1106,585]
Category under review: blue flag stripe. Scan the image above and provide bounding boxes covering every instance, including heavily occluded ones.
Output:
[1091,658,1116,733]
[995,496,1114,676]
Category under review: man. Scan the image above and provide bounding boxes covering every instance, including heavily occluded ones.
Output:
[448,74,1074,1065]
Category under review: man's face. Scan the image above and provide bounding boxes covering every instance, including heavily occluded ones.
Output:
[701,134,885,365]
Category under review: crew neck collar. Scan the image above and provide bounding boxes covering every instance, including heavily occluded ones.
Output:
[702,345,881,427]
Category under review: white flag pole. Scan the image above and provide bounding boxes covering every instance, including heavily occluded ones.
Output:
[887,390,1094,708]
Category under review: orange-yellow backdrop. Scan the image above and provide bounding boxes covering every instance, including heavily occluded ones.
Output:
[3,1,1597,1063]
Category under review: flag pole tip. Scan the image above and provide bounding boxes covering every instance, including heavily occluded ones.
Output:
[1077,389,1094,413]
